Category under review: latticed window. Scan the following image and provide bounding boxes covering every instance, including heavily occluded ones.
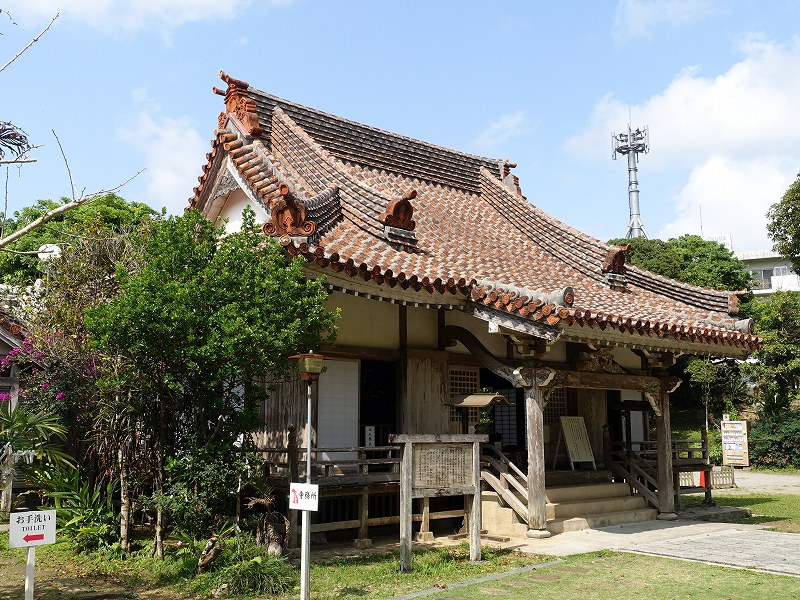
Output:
[543,387,567,423]
[492,389,516,446]
[449,366,479,424]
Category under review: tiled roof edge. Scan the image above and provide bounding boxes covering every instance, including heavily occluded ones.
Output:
[278,238,761,352]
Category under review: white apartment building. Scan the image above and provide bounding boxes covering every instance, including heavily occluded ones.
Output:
[736,251,800,296]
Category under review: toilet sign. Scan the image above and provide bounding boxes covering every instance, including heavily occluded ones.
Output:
[9,510,56,548]
[9,510,57,600]
[289,482,319,512]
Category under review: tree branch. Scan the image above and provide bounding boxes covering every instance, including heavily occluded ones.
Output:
[0,13,59,75]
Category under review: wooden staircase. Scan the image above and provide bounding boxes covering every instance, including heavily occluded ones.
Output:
[480,445,657,537]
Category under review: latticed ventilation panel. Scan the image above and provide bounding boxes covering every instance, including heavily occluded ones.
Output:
[449,367,479,424]
[492,389,516,447]
[543,387,567,423]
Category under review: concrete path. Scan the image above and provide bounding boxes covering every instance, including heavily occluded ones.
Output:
[512,469,800,576]
[514,520,800,576]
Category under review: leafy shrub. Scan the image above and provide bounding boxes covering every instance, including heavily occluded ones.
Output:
[28,461,118,552]
[217,555,296,596]
[749,410,800,469]
[191,533,297,597]
[144,446,259,540]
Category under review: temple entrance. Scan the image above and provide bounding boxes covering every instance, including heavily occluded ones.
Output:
[359,359,397,448]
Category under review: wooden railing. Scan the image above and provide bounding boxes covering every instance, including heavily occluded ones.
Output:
[255,429,468,546]
[606,432,712,512]
[607,441,660,509]
[479,444,529,522]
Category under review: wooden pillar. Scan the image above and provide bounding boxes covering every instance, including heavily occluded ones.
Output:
[470,439,482,561]
[525,384,551,538]
[398,305,407,434]
[354,490,372,549]
[655,380,676,516]
[399,441,413,572]
[414,497,434,542]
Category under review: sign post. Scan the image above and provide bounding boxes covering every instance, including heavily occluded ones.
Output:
[9,509,57,600]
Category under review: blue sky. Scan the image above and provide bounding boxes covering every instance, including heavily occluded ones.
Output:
[2,0,800,252]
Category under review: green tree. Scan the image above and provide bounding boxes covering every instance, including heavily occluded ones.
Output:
[743,290,800,416]
[86,207,338,556]
[0,194,155,284]
[767,173,800,273]
[608,234,752,291]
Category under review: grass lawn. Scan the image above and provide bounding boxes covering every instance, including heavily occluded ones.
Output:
[442,551,800,600]
[3,537,800,599]
[4,484,800,599]
[683,491,800,533]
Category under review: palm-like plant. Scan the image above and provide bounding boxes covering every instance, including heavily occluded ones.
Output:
[1,404,70,490]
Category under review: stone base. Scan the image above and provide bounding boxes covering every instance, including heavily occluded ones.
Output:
[526,528,552,539]
[657,512,678,521]
[352,538,372,549]
[414,531,435,543]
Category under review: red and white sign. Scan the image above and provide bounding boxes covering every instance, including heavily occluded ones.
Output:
[289,482,319,511]
[9,510,56,548]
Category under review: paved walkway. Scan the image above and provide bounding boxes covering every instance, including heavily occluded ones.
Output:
[509,469,800,576]
[513,519,800,576]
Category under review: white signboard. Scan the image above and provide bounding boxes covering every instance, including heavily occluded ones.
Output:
[289,482,320,512]
[9,510,56,548]
[559,416,596,466]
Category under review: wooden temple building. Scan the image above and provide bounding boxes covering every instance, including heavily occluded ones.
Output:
[189,72,759,543]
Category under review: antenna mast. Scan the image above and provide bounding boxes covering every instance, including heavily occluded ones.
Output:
[612,125,650,239]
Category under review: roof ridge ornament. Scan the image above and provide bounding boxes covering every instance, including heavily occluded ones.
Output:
[213,70,263,137]
[602,244,629,292]
[380,189,417,231]
[263,183,317,239]
[501,159,523,197]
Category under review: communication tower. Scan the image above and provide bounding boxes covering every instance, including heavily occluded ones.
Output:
[612,125,650,239]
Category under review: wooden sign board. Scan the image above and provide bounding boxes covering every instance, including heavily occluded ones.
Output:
[412,443,472,491]
[390,434,486,573]
[559,416,596,469]
[721,420,749,467]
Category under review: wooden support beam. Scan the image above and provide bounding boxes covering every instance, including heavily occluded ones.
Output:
[470,440,482,561]
[399,441,413,572]
[524,381,551,538]
[656,380,676,516]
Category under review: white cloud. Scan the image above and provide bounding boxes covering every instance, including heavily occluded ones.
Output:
[613,0,715,42]
[564,38,800,252]
[469,110,531,153]
[658,156,795,252]
[118,102,206,215]
[1,0,265,33]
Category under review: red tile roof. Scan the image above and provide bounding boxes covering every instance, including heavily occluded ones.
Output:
[190,72,759,355]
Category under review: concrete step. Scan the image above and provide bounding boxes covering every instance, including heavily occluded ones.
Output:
[546,494,648,520]
[546,482,631,504]
[481,491,529,538]
[547,507,658,534]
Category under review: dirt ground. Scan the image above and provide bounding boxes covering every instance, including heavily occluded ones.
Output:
[723,468,800,495]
